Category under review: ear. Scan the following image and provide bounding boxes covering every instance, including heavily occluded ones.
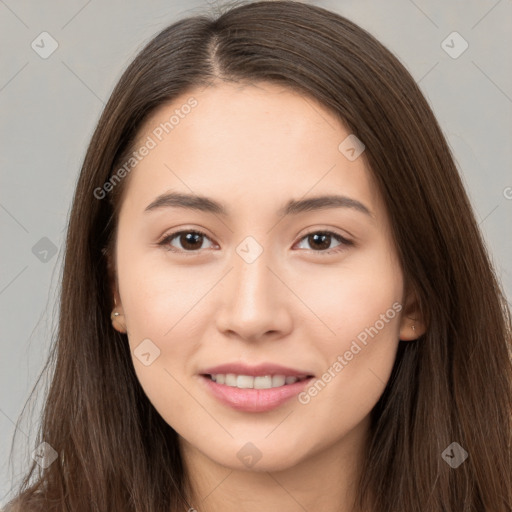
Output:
[398,284,426,341]
[104,246,127,334]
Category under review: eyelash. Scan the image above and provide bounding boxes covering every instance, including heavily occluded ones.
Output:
[157,229,354,256]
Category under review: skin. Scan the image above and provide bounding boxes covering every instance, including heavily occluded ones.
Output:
[110,81,424,512]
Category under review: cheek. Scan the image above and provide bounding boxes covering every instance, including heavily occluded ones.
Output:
[303,248,403,342]
[295,314,400,458]
[118,274,203,427]
[117,239,201,338]
[115,244,204,410]
[299,248,403,411]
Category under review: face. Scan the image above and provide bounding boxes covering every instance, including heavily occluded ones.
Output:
[110,81,417,473]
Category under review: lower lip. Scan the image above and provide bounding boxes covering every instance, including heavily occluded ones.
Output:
[199,375,314,412]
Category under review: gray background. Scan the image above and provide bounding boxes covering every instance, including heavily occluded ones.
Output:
[1,0,511,505]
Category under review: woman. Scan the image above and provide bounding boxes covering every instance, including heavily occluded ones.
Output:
[4,1,511,511]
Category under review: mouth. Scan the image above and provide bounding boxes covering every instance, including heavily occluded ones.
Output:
[202,373,313,389]
[198,372,315,412]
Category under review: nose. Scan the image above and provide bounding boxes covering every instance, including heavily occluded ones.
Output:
[215,244,293,343]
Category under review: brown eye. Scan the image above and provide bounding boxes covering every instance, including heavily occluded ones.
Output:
[158,229,353,256]
[295,231,353,254]
[159,230,214,252]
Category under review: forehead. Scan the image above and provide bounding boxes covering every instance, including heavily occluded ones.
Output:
[120,81,384,223]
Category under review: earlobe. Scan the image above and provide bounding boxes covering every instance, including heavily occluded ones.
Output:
[399,319,425,341]
[106,252,127,333]
[111,308,127,333]
[110,283,127,334]
[399,285,426,341]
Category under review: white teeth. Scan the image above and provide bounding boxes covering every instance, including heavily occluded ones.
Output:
[272,375,286,387]
[236,375,254,389]
[208,373,307,389]
[225,373,237,386]
[254,376,272,389]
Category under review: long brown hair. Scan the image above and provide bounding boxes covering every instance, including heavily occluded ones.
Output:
[5,1,511,510]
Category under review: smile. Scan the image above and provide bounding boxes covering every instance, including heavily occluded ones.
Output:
[199,373,315,412]
[206,373,310,389]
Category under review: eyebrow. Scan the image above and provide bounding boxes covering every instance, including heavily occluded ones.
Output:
[144,191,374,218]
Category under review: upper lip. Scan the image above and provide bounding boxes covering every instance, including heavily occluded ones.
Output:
[200,362,314,378]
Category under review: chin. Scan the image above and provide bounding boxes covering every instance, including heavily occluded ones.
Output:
[206,443,308,473]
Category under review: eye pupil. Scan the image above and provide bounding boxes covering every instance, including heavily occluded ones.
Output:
[181,232,203,250]
[309,233,331,250]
